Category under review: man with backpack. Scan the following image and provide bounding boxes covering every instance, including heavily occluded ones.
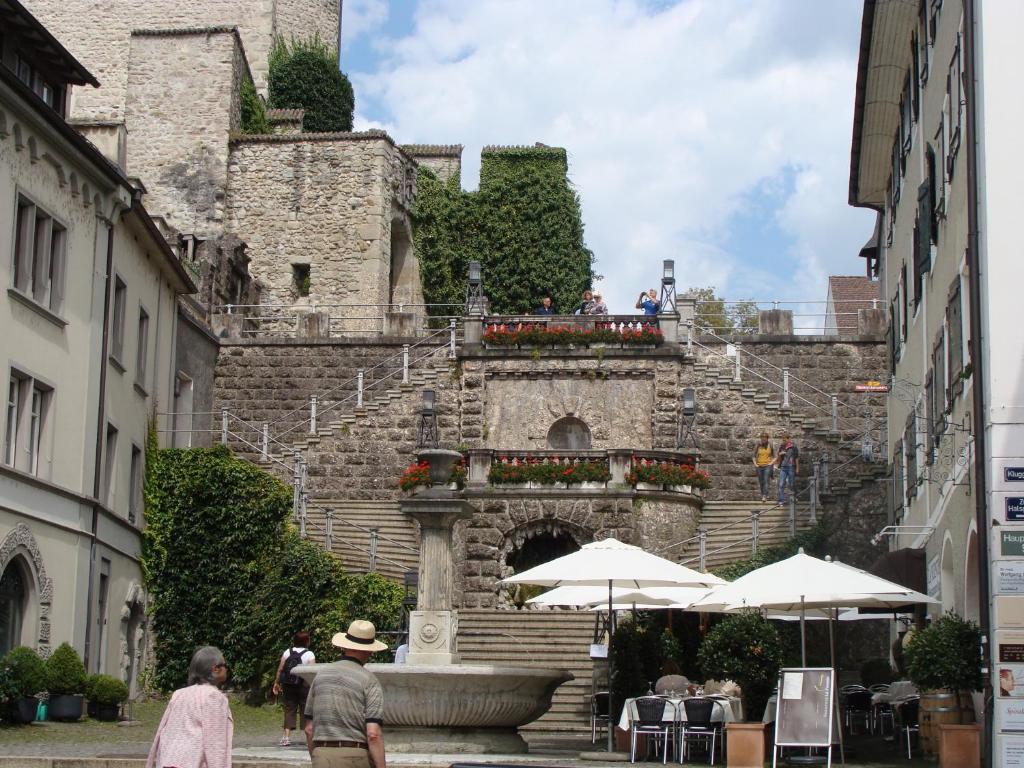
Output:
[272,631,316,747]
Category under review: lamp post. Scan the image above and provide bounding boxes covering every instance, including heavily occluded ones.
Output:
[465,260,485,316]
[417,389,439,448]
[659,259,677,313]
[677,387,699,450]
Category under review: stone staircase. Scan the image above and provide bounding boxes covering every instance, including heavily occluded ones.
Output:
[457,608,598,733]
[303,501,418,580]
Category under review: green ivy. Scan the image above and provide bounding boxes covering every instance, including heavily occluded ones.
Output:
[143,445,293,691]
[268,36,354,133]
[239,77,270,135]
[413,148,595,315]
[311,573,405,664]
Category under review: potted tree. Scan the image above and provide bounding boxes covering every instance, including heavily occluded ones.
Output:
[904,612,983,758]
[86,673,129,721]
[45,642,87,721]
[1,646,47,724]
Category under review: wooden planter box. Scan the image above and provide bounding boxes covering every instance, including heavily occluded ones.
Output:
[938,724,981,768]
[725,722,766,767]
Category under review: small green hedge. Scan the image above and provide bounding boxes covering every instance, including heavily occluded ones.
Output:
[698,612,782,721]
[1,646,46,698]
[905,612,982,692]
[45,642,86,695]
[86,673,129,705]
[239,78,270,134]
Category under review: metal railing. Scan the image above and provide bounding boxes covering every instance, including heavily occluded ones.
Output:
[692,298,881,335]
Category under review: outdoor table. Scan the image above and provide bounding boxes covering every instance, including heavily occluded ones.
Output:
[763,695,777,724]
[617,695,739,731]
[871,680,918,704]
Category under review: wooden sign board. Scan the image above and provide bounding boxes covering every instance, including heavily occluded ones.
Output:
[772,667,836,767]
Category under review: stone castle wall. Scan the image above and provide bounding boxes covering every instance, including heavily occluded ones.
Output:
[24,0,338,121]
[225,132,419,312]
[125,29,245,235]
[402,145,463,185]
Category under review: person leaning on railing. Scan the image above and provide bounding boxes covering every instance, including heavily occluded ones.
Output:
[534,296,555,315]
[587,292,608,315]
[635,288,660,315]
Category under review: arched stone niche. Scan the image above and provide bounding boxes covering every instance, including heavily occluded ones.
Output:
[496,519,589,609]
[0,523,53,656]
[546,416,592,450]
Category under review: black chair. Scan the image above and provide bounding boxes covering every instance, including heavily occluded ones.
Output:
[894,697,920,759]
[630,696,674,763]
[591,691,610,744]
[679,697,720,764]
[844,689,874,735]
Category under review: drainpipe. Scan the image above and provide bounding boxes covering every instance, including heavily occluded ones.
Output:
[84,219,115,671]
[963,2,992,765]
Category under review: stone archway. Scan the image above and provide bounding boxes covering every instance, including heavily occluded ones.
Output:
[497,520,588,608]
[388,216,417,305]
[547,416,592,450]
[0,523,53,656]
[119,582,147,698]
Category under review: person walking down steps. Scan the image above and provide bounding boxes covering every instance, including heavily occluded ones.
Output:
[776,432,800,504]
[752,432,774,502]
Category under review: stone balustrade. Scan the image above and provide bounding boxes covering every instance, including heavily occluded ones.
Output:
[466,448,701,488]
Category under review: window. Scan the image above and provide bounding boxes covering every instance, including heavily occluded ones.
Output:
[931,332,947,445]
[11,196,66,313]
[900,265,908,343]
[129,445,142,525]
[929,0,943,41]
[946,23,965,179]
[947,278,964,397]
[905,412,918,502]
[917,0,931,83]
[103,423,118,506]
[292,263,311,297]
[893,439,905,520]
[935,118,949,216]
[3,370,51,475]
[135,307,149,388]
[110,278,126,364]
[0,562,28,657]
[913,182,933,307]
[4,378,19,466]
[911,33,921,118]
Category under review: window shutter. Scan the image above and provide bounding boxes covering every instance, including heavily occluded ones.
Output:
[917,182,932,273]
[924,371,935,464]
[15,201,36,292]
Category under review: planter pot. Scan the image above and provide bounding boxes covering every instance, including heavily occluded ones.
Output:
[49,694,85,722]
[667,484,692,494]
[580,481,606,490]
[938,723,981,768]
[92,703,121,722]
[8,696,37,724]
[636,482,662,491]
[725,722,767,768]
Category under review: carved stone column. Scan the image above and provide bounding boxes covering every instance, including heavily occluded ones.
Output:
[401,450,473,665]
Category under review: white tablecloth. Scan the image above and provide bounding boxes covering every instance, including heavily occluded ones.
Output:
[617,696,739,731]
[871,680,918,704]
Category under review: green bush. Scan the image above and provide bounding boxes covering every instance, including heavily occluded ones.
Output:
[311,573,405,663]
[713,525,828,581]
[239,77,270,134]
[45,642,86,695]
[1,646,46,698]
[143,444,293,690]
[698,612,783,722]
[413,148,595,316]
[268,36,353,132]
[86,674,129,705]
[905,612,982,693]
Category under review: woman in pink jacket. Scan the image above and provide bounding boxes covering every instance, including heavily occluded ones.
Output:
[147,646,234,768]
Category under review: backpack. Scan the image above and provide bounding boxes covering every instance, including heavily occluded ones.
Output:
[279,647,307,687]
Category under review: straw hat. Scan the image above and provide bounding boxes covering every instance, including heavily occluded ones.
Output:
[332,619,388,652]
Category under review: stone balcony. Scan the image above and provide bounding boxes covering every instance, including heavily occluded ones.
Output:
[464,312,683,350]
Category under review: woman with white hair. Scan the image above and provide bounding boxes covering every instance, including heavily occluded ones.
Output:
[147,646,234,768]
[586,292,608,314]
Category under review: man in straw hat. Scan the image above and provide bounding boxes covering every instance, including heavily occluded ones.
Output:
[304,620,388,768]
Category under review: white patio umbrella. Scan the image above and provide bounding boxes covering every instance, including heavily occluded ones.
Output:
[526,585,671,607]
[503,537,725,752]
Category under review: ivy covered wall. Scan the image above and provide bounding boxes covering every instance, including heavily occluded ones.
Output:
[413,146,595,315]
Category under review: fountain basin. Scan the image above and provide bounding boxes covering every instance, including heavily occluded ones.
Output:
[293,662,573,753]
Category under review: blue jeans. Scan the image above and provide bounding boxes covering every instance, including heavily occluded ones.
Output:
[778,465,795,503]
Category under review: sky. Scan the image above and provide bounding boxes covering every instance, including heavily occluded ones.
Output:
[339,0,877,322]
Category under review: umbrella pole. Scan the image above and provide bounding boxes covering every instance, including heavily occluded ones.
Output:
[607,579,614,753]
[800,596,807,666]
[830,608,845,765]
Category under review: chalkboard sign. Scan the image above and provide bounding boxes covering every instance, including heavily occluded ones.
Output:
[772,667,835,751]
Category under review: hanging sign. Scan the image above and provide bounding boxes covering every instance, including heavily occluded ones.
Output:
[854,380,890,393]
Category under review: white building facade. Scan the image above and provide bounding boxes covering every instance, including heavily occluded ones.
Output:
[1,1,192,691]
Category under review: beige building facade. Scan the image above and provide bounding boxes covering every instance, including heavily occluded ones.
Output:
[1,4,193,692]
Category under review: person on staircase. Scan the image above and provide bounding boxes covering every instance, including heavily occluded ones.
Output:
[272,631,316,748]
[775,432,800,505]
[752,432,775,502]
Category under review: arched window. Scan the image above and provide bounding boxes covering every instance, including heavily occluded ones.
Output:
[0,560,28,656]
[546,416,592,450]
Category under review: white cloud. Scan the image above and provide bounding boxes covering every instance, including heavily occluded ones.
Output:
[348,0,875,316]
[341,0,389,42]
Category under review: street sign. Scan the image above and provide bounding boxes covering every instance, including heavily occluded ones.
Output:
[854,382,889,393]
[1003,531,1024,558]
[1009,468,1024,483]
[1010,498,1024,522]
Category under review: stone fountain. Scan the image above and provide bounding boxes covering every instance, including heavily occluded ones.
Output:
[295,448,573,754]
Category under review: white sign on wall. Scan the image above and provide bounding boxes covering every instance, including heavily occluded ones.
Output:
[1001,563,1024,595]
[927,554,941,600]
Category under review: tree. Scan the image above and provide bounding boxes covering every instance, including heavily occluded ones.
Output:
[687,286,758,334]
[268,36,354,133]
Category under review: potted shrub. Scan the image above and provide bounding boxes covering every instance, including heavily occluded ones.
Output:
[45,642,87,721]
[1,646,47,724]
[86,673,129,721]
[697,612,783,724]
[904,612,982,755]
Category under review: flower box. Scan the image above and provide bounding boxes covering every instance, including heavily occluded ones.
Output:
[636,481,662,492]
[667,484,693,495]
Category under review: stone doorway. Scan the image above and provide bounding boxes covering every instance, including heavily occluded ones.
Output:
[501,522,583,608]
